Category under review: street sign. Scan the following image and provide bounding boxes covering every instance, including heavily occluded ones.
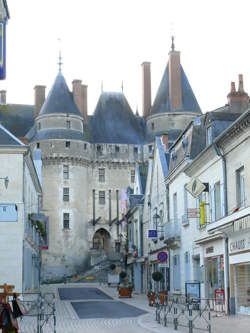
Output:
[157,251,168,263]
[148,229,157,239]
[187,208,200,218]
[185,178,206,198]
[159,263,168,268]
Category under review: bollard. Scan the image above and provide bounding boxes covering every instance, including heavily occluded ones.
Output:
[188,303,193,333]
[208,305,211,333]
[53,294,56,333]
[174,304,178,330]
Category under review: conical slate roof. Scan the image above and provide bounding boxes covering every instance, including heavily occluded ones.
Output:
[88,92,145,144]
[39,73,82,117]
[151,64,201,114]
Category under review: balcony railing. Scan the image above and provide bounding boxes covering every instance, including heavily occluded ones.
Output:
[164,220,181,248]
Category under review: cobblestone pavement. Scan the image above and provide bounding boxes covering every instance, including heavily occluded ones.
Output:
[18,283,250,333]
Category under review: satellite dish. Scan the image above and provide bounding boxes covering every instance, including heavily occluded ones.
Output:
[185,178,206,198]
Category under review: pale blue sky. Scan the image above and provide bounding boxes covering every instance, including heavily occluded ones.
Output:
[2,0,250,114]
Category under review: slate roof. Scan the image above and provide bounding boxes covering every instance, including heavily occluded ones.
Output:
[39,73,82,117]
[151,64,201,115]
[156,136,169,177]
[88,92,146,144]
[128,194,144,209]
[0,124,25,146]
[0,103,34,137]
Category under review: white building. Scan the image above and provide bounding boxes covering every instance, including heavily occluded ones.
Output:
[0,125,42,293]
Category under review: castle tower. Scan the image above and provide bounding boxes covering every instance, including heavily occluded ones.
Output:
[29,71,90,280]
[146,37,201,145]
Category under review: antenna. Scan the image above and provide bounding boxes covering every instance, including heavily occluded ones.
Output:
[57,38,63,73]
[121,81,124,93]
[170,22,175,51]
[101,81,103,93]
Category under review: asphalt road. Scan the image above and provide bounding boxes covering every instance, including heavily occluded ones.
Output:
[58,287,112,300]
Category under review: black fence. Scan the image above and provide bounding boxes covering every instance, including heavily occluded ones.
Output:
[155,294,212,333]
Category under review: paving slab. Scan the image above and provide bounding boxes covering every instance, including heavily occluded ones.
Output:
[58,287,112,300]
[71,300,147,319]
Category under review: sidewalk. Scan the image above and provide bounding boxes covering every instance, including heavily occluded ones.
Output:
[37,283,250,333]
[98,283,250,333]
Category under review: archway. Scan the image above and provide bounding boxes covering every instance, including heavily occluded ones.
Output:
[92,228,111,251]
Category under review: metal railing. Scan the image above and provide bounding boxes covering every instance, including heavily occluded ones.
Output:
[164,221,181,241]
[17,292,56,333]
[155,294,212,333]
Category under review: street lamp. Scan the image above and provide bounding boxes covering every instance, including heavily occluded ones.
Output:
[153,210,160,230]
[0,176,9,189]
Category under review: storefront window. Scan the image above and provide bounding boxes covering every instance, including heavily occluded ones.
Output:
[206,256,224,300]
[235,264,250,314]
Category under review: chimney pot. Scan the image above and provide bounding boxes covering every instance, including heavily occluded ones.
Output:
[34,85,46,118]
[0,90,6,104]
[72,80,88,121]
[141,62,151,117]
[238,74,244,92]
[230,82,236,93]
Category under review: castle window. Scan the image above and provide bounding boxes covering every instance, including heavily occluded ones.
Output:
[66,120,71,129]
[63,213,70,229]
[99,191,105,205]
[65,141,70,148]
[133,146,138,157]
[84,143,87,150]
[151,122,155,131]
[131,170,135,183]
[63,187,69,202]
[63,165,69,180]
[99,168,105,182]
[36,142,40,149]
[148,145,152,153]
[38,122,41,130]
[97,144,103,156]
[115,146,120,153]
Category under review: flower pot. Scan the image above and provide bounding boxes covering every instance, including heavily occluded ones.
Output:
[118,287,132,298]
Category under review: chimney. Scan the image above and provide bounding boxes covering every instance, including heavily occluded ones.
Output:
[141,62,151,117]
[161,134,168,151]
[34,85,46,118]
[227,75,249,113]
[169,48,182,111]
[0,90,6,104]
[72,80,88,121]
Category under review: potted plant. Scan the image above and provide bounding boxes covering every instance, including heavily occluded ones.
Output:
[148,271,166,306]
[118,271,132,298]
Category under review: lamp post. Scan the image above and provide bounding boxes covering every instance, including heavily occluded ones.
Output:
[0,176,9,189]
[153,209,160,235]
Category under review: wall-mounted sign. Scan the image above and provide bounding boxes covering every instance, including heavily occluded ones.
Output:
[157,251,168,263]
[0,204,18,222]
[229,234,250,254]
[148,229,157,239]
[187,208,200,218]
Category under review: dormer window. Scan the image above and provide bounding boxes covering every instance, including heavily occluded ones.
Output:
[134,146,138,156]
[172,149,177,168]
[66,120,71,129]
[148,145,152,153]
[207,126,212,145]
[182,136,188,155]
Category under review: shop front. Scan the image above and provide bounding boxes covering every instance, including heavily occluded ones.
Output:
[229,230,250,315]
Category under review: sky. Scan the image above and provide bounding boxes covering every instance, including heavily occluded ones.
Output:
[2,0,250,115]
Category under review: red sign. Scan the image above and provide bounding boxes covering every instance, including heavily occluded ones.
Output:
[157,251,168,263]
[215,289,224,305]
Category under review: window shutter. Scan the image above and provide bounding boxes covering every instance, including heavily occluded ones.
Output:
[210,185,215,222]
[220,182,225,217]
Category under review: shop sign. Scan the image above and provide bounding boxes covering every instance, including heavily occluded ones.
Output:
[148,229,157,239]
[187,208,200,218]
[229,233,250,254]
[234,215,250,232]
[206,246,214,254]
[215,289,224,305]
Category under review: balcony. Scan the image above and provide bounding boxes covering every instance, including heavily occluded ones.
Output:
[164,220,181,249]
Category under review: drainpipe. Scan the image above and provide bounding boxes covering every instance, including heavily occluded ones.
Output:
[213,143,228,215]
[213,143,230,314]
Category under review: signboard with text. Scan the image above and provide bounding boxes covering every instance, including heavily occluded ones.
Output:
[0,204,18,222]
[148,229,157,239]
